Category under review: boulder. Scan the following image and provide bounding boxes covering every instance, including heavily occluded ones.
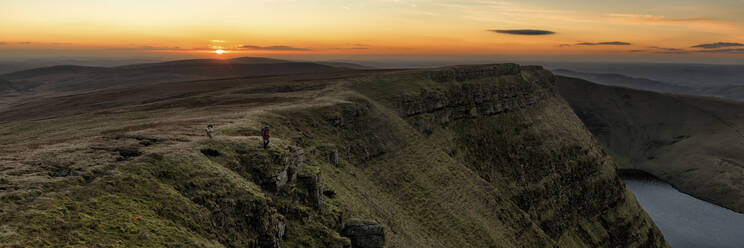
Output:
[341,219,385,248]
[329,147,339,166]
[287,146,304,182]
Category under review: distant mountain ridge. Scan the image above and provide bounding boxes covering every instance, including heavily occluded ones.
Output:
[553,69,744,101]
[0,57,368,93]
[542,62,744,88]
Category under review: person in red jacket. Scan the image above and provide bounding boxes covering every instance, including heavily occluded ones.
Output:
[261,125,271,149]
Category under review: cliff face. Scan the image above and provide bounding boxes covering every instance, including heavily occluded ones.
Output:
[557,76,744,213]
[306,64,665,247]
[0,64,666,247]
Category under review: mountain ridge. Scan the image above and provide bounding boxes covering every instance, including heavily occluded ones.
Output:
[0,57,367,93]
[0,64,667,247]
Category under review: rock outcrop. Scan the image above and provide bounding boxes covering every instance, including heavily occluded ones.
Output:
[394,66,555,134]
[427,63,521,82]
[341,219,385,248]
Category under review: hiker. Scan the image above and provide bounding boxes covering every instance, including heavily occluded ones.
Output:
[205,124,214,139]
[261,125,271,149]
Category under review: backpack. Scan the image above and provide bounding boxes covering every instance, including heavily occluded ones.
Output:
[261,127,270,138]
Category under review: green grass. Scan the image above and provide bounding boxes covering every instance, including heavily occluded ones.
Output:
[0,66,668,247]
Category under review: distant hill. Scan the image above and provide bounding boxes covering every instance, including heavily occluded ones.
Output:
[0,78,43,93]
[314,61,374,70]
[697,85,744,101]
[0,57,364,93]
[0,58,165,74]
[543,62,744,88]
[553,69,744,101]
[558,76,744,212]
[0,79,15,92]
[552,69,697,95]
[117,57,292,69]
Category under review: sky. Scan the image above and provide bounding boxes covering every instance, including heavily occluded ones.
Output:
[1,0,744,64]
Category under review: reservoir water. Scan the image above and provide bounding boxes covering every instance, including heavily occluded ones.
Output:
[622,174,744,248]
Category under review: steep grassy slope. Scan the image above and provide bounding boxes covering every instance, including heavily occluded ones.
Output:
[0,66,666,247]
[557,76,744,212]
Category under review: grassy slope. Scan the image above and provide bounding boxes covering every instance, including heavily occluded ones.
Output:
[557,76,744,212]
[0,67,666,247]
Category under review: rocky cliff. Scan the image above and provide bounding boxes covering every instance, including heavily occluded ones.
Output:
[557,76,744,213]
[0,64,667,247]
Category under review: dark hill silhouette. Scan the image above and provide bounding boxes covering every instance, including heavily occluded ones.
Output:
[2,65,108,78]
[552,69,696,95]
[0,57,362,93]
[0,79,17,92]
[314,61,374,70]
[117,57,292,69]
[553,69,744,101]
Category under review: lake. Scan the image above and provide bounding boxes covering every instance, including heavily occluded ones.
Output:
[622,173,744,248]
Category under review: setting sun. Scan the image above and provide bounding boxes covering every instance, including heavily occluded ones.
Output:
[215,49,224,55]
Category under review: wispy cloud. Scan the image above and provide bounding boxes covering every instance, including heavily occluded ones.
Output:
[239,45,311,51]
[691,42,744,49]
[576,41,631,46]
[488,29,555,35]
[633,46,744,54]
[606,13,742,35]
[109,46,185,51]
[333,47,369,50]
[607,13,717,23]
[697,48,744,54]
[0,41,33,45]
[649,46,685,51]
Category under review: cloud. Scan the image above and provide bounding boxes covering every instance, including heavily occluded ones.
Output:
[655,50,690,54]
[576,41,631,46]
[239,45,311,51]
[558,44,572,47]
[488,29,555,35]
[636,46,744,55]
[607,13,717,23]
[335,44,370,50]
[697,48,744,54]
[109,46,185,51]
[649,46,685,51]
[340,47,369,50]
[0,42,6,45]
[18,41,32,44]
[691,42,744,49]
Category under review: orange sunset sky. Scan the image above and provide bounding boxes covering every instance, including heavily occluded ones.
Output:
[1,0,744,63]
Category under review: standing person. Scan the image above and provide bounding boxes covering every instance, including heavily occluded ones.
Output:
[205,124,214,139]
[261,125,271,149]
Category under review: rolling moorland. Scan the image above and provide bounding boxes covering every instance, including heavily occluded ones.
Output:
[553,69,744,101]
[0,58,668,247]
[557,76,744,213]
